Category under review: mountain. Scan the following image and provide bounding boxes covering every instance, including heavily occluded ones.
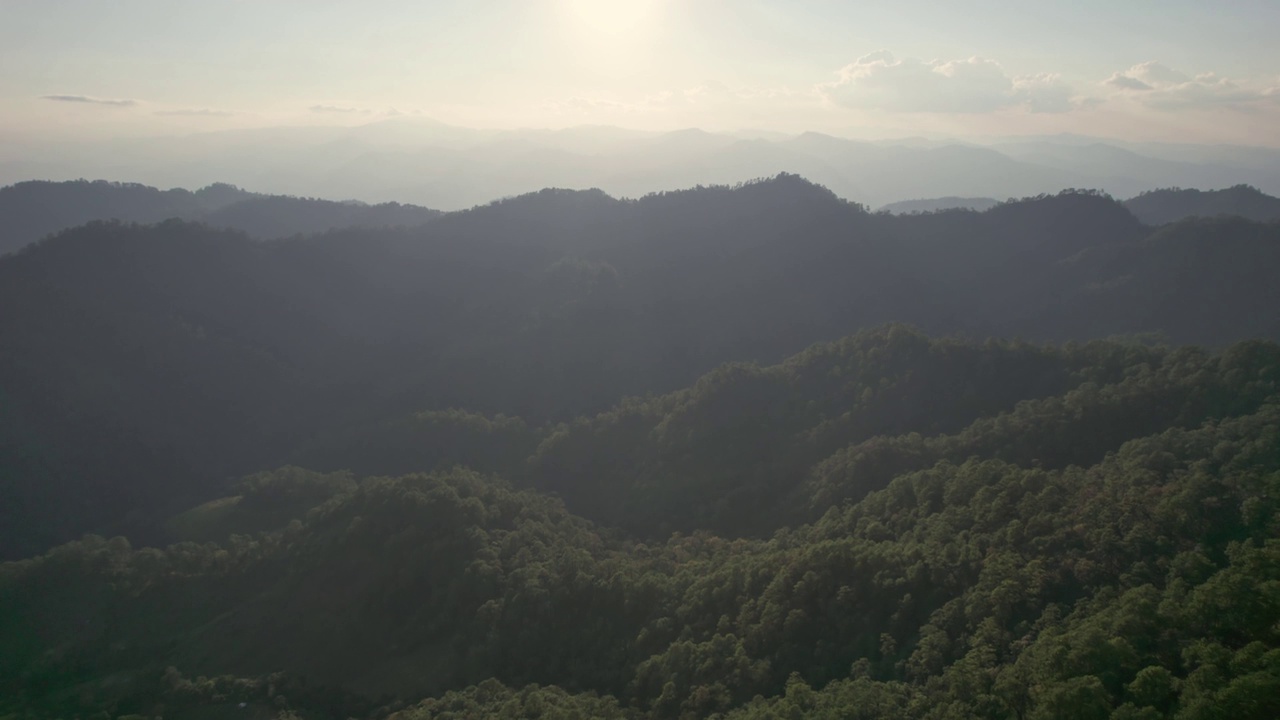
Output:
[0,179,441,255]
[1124,185,1280,225]
[200,195,442,240]
[3,330,1278,719]
[878,196,1000,214]
[6,123,1280,210]
[2,175,1279,560]
[993,140,1251,193]
[0,180,251,254]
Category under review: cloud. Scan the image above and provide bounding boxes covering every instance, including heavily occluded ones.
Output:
[154,108,239,117]
[1012,73,1076,113]
[641,81,797,111]
[820,52,1077,114]
[310,104,371,114]
[542,81,816,126]
[1105,74,1152,91]
[1123,61,1190,86]
[1104,62,1280,110]
[544,96,642,115]
[41,94,138,107]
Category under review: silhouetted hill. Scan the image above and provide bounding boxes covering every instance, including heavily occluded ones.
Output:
[0,180,251,255]
[202,196,441,239]
[1,176,1278,558]
[1124,184,1280,225]
[0,179,441,255]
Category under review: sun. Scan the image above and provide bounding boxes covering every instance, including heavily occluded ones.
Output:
[558,0,664,39]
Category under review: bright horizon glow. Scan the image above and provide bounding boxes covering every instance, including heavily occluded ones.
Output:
[0,0,1278,147]
[559,0,666,38]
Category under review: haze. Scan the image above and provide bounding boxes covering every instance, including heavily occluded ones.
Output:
[8,2,1280,718]
[3,0,1280,208]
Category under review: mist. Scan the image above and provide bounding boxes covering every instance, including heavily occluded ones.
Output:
[5,2,1280,719]
[5,119,1280,210]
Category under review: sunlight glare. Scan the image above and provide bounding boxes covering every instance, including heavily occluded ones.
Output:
[559,0,663,39]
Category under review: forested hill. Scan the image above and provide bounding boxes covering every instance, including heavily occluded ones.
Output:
[2,175,1279,557]
[0,179,441,254]
[3,330,1279,719]
[8,178,1280,258]
[1124,184,1280,225]
[0,180,250,254]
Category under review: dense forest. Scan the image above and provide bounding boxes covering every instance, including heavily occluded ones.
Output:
[2,174,1279,719]
[1124,185,1280,226]
[4,176,1279,557]
[5,178,1278,258]
[3,328,1279,719]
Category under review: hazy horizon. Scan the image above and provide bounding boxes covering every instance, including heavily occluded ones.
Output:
[4,0,1280,147]
[6,118,1280,211]
[5,0,1280,209]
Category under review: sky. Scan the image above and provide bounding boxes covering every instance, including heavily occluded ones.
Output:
[2,0,1280,146]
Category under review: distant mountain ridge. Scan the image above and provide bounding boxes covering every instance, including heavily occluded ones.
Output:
[877,196,1000,214]
[9,176,1279,263]
[0,179,442,255]
[4,121,1279,210]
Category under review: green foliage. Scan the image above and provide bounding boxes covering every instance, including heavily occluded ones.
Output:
[3,331,1279,720]
[388,679,631,720]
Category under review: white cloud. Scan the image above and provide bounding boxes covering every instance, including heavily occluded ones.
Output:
[1124,61,1190,86]
[1105,74,1152,91]
[1012,74,1076,113]
[309,104,372,114]
[819,52,1079,114]
[42,94,138,107]
[645,82,803,110]
[1105,62,1280,110]
[154,108,239,117]
[543,96,641,115]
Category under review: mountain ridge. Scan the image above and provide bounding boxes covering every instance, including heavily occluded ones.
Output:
[7,123,1280,210]
[0,179,442,256]
[1124,184,1280,225]
[2,176,1278,558]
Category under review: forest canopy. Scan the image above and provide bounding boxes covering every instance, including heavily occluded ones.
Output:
[2,175,1279,719]
[3,329,1278,719]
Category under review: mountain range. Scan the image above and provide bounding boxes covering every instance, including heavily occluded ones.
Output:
[2,171,1280,719]
[0,180,441,256]
[3,174,1278,560]
[5,175,1279,259]
[5,121,1280,210]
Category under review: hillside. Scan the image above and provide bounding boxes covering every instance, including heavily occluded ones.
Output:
[3,331,1278,719]
[1124,185,1280,225]
[8,2,1280,718]
[0,180,250,254]
[2,176,1279,557]
[0,179,441,255]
